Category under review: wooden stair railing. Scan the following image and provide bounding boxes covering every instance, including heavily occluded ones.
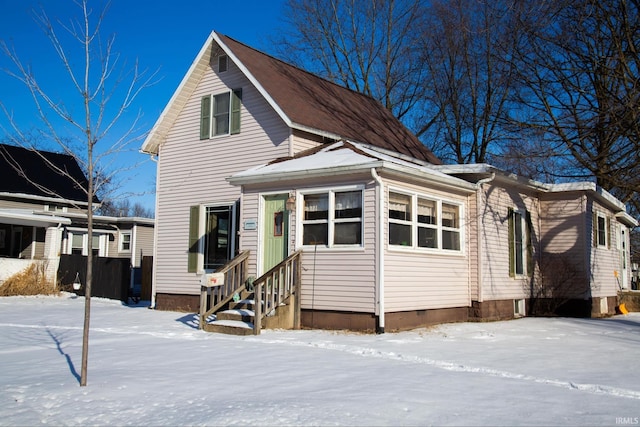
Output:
[199,251,250,330]
[253,250,302,335]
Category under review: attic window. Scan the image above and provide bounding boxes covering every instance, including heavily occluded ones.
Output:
[218,55,228,73]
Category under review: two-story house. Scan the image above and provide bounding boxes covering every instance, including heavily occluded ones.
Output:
[142,31,636,332]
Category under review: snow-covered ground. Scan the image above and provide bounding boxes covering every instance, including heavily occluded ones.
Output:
[1,295,639,426]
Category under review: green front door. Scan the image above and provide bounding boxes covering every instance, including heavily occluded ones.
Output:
[263,194,289,273]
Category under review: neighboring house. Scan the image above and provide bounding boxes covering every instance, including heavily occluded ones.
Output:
[0,144,154,287]
[142,31,637,332]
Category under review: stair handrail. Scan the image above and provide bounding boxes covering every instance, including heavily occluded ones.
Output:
[253,250,302,335]
[199,250,250,329]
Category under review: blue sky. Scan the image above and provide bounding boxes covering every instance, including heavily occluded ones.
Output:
[0,0,286,213]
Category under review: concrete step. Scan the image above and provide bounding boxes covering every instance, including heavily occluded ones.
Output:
[203,319,254,335]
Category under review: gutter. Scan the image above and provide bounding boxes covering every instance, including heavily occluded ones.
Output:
[228,161,477,193]
[371,168,385,333]
[475,173,496,304]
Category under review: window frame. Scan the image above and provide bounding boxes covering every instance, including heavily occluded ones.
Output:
[199,88,242,139]
[66,231,107,257]
[388,189,464,254]
[218,55,228,73]
[188,202,237,273]
[298,186,364,249]
[508,207,533,278]
[119,231,132,253]
[594,211,610,248]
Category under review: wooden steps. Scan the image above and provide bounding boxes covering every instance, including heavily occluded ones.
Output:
[202,296,256,335]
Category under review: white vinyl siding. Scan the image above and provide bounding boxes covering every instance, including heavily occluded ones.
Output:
[291,130,325,153]
[153,50,290,296]
[477,183,540,301]
[539,193,589,299]
[589,201,620,298]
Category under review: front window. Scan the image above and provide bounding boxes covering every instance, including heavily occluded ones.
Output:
[389,191,463,253]
[302,189,363,247]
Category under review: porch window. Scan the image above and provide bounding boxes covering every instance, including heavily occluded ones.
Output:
[302,189,363,247]
[508,208,533,277]
[388,191,462,253]
[67,232,106,257]
[200,89,242,139]
[71,233,84,255]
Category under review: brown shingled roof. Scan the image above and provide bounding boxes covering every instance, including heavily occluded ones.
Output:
[218,33,441,165]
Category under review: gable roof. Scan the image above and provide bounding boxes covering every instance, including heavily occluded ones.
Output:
[227,140,473,192]
[0,144,92,204]
[142,31,440,164]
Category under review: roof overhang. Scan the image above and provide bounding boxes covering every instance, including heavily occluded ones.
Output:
[228,160,476,193]
[0,209,71,227]
[141,31,296,156]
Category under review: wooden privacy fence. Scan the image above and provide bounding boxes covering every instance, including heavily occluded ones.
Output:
[58,254,130,302]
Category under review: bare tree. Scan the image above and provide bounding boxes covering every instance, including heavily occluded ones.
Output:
[415,0,524,164]
[98,198,154,218]
[511,0,640,208]
[0,0,155,386]
[275,0,429,122]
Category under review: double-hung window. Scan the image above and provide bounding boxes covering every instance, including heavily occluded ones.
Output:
[301,189,363,247]
[200,89,242,139]
[508,208,533,277]
[388,191,462,252]
[119,232,132,252]
[593,212,610,248]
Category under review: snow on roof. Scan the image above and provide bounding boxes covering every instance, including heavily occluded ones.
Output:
[0,209,71,227]
[227,141,475,191]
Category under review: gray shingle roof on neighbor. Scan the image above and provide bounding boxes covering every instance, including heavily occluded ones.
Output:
[218,33,441,165]
[0,143,93,203]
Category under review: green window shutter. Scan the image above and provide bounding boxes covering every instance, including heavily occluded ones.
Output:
[508,208,515,277]
[188,205,200,273]
[230,88,242,135]
[525,210,534,277]
[592,212,598,247]
[200,96,211,139]
[606,216,611,249]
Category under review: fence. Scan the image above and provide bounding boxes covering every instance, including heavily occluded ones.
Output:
[58,254,130,302]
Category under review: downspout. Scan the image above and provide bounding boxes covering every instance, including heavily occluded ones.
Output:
[149,153,160,309]
[371,168,385,333]
[288,129,294,158]
[131,223,138,293]
[475,173,495,305]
